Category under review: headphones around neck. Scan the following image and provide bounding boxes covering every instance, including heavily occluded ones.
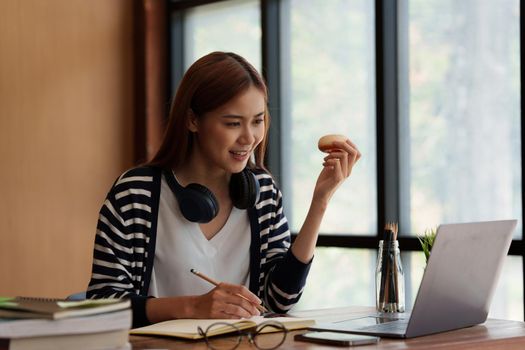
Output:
[163,168,260,223]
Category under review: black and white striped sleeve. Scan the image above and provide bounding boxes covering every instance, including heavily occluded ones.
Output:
[260,177,312,313]
[87,170,154,327]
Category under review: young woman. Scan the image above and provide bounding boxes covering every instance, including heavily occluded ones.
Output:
[87,51,361,328]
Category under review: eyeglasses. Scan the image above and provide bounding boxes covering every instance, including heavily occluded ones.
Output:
[197,321,288,350]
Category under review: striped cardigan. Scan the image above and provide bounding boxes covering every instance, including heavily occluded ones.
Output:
[87,166,311,327]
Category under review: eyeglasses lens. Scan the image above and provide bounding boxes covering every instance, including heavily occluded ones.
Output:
[252,323,286,350]
[205,323,242,350]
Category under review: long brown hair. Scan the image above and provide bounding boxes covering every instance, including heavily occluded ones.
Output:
[148,52,270,171]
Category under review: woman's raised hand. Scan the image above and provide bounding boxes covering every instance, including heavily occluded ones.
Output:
[314,137,361,204]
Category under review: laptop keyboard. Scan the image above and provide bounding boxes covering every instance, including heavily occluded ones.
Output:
[358,320,408,333]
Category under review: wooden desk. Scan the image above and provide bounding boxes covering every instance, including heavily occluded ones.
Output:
[129,307,525,350]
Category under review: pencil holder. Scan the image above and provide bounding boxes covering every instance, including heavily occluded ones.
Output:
[376,240,405,313]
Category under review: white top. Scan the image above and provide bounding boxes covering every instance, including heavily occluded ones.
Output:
[148,175,251,297]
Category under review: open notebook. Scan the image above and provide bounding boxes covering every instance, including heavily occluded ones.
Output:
[130,316,315,340]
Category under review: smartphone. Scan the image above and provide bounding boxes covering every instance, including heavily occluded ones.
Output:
[294,331,380,346]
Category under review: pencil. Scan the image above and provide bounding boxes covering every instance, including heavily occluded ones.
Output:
[190,269,268,313]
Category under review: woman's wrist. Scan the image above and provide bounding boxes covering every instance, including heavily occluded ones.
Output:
[309,194,329,215]
[146,295,199,323]
[183,295,198,318]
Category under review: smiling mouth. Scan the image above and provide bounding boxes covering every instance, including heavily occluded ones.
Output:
[230,150,250,156]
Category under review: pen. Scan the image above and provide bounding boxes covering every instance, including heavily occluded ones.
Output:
[190,269,268,313]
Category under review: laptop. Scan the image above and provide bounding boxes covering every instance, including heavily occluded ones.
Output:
[309,220,517,338]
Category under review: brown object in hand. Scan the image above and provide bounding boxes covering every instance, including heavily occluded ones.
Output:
[318,134,347,153]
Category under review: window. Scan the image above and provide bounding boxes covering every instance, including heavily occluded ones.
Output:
[400,0,521,236]
[297,247,375,309]
[399,0,522,320]
[181,0,261,70]
[286,0,376,235]
[284,0,376,310]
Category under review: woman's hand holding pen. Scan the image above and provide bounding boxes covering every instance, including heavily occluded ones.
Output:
[146,283,261,323]
[192,283,262,319]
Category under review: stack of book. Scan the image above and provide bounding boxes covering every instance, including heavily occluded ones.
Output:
[0,297,131,350]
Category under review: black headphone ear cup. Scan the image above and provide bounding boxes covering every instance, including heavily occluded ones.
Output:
[230,169,260,209]
[163,169,220,223]
[178,184,219,223]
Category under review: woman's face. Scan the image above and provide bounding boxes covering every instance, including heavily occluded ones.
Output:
[189,85,266,174]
